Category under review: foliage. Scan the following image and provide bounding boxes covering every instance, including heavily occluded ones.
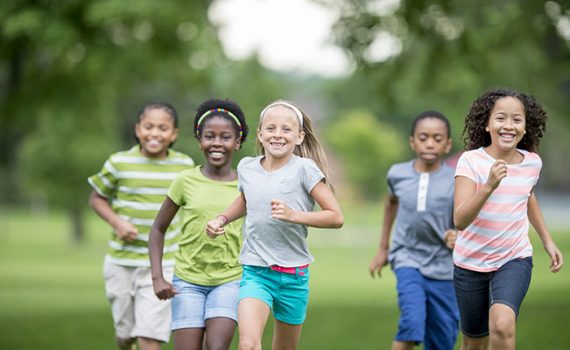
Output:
[324,0,570,189]
[0,0,221,239]
[326,109,406,200]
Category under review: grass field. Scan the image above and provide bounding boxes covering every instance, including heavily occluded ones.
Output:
[1,206,569,349]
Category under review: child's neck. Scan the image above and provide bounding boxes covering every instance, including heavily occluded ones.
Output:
[261,153,293,172]
[414,159,441,173]
[484,145,523,164]
[201,164,236,181]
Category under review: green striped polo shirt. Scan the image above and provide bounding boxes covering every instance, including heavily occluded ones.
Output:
[88,145,194,267]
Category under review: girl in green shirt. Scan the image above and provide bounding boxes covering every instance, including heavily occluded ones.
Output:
[149,98,249,350]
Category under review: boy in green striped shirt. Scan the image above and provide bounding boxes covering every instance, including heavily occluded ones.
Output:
[88,102,193,350]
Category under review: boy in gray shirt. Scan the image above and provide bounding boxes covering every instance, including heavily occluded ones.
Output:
[369,111,459,350]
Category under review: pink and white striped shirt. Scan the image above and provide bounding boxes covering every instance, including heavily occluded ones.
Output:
[454,147,542,272]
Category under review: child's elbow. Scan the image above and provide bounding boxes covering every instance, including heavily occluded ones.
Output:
[454,219,466,231]
[332,214,344,228]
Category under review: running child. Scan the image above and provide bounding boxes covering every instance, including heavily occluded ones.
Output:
[149,98,249,350]
[369,111,460,350]
[88,102,194,350]
[206,100,344,350]
[453,88,564,350]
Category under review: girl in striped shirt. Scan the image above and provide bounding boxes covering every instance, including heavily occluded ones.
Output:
[453,88,564,350]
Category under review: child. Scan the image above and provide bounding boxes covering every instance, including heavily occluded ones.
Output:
[453,88,564,350]
[148,98,249,350]
[369,111,460,350]
[88,102,194,350]
[206,100,344,350]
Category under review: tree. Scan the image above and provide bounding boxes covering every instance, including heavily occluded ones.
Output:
[326,109,406,200]
[1,0,219,241]
[325,0,570,189]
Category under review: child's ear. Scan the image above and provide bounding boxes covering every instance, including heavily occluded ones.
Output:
[234,139,241,151]
[485,126,490,132]
[295,131,305,145]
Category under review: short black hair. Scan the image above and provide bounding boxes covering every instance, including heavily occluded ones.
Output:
[462,88,547,152]
[194,98,248,146]
[137,101,178,127]
[411,110,451,138]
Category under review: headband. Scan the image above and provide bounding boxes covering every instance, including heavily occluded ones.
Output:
[259,101,304,127]
[195,108,243,141]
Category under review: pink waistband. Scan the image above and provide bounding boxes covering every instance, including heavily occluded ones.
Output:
[269,264,309,275]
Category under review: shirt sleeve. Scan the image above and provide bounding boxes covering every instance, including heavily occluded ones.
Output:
[386,165,396,195]
[455,152,477,182]
[302,159,325,193]
[167,171,186,206]
[87,159,117,198]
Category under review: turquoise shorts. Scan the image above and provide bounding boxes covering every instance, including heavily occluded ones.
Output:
[239,264,310,325]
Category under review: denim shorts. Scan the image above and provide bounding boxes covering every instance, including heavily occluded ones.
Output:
[239,265,310,325]
[394,268,459,350]
[170,275,240,330]
[453,257,533,338]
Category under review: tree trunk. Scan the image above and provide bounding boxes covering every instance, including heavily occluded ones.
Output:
[69,207,84,244]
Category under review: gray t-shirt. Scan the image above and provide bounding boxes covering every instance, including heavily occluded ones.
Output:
[237,155,324,267]
[387,160,455,280]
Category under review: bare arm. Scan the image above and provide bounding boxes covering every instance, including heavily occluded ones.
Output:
[369,194,398,278]
[205,193,247,238]
[89,191,137,242]
[270,181,344,228]
[528,192,563,272]
[454,160,508,230]
[149,197,180,299]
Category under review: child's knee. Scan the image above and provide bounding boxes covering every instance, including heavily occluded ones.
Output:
[115,336,136,350]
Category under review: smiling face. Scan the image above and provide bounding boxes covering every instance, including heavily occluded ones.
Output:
[135,108,178,159]
[199,116,240,169]
[486,96,526,155]
[409,117,452,172]
[257,106,305,161]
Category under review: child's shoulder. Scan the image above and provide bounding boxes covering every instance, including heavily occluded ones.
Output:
[388,159,414,175]
[519,149,542,166]
[237,155,262,170]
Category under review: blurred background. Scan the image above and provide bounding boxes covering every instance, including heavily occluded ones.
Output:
[1,0,569,349]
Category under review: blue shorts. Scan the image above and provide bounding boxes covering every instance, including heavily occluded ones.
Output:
[239,265,310,325]
[170,275,240,330]
[395,268,459,350]
[453,257,533,338]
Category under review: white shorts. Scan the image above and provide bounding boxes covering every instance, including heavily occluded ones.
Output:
[103,258,174,342]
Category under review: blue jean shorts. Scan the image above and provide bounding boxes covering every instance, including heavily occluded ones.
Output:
[170,275,240,330]
[453,257,533,338]
[394,268,459,350]
[239,265,310,325]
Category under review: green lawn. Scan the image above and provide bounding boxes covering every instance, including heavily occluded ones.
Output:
[1,207,569,349]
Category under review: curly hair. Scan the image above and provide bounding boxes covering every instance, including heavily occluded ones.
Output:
[194,98,249,146]
[462,88,547,152]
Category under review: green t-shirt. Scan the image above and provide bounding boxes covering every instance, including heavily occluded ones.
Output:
[88,145,194,267]
[168,166,243,286]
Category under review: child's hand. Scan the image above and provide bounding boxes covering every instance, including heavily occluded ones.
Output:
[544,241,564,273]
[205,218,226,239]
[486,160,508,190]
[444,229,458,249]
[152,277,177,300]
[369,248,389,278]
[271,199,296,222]
[114,220,138,242]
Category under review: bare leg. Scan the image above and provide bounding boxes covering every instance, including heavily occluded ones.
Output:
[489,304,516,350]
[460,334,489,350]
[238,298,271,350]
[392,340,415,350]
[138,337,162,350]
[172,328,204,350]
[272,319,302,350]
[116,336,136,350]
[204,317,237,350]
